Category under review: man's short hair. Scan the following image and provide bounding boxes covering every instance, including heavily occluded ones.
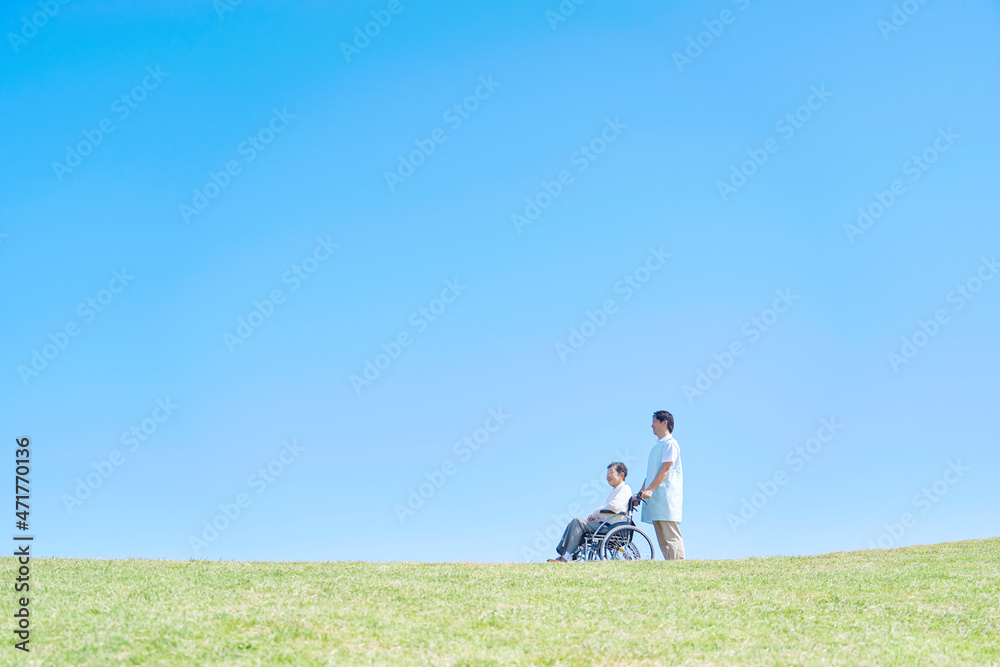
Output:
[653,410,674,433]
[607,461,628,478]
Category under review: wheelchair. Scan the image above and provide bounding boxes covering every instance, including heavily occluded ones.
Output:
[569,493,655,561]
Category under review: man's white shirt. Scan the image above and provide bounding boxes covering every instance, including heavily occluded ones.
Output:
[661,434,680,466]
[596,483,632,515]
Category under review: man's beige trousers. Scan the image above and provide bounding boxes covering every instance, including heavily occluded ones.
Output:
[652,520,685,560]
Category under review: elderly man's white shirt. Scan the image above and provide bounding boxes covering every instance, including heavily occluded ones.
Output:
[596,483,632,514]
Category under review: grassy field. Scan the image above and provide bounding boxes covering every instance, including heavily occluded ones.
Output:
[2,538,998,666]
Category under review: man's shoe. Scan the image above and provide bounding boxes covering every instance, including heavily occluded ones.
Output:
[546,557,567,563]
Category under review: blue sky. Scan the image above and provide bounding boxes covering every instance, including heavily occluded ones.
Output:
[3,0,998,563]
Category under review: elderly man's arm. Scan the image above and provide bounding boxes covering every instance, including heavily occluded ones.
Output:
[587,501,610,522]
[639,462,672,499]
[587,486,629,521]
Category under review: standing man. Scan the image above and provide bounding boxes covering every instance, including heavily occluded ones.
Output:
[639,410,685,560]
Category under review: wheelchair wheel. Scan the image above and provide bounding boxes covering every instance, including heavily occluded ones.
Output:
[600,524,654,561]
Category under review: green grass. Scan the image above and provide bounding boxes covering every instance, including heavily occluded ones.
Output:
[2,538,998,665]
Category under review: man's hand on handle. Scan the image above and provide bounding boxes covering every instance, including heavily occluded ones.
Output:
[640,462,672,501]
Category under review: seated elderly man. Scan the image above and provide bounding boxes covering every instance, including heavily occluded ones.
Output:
[548,462,632,563]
